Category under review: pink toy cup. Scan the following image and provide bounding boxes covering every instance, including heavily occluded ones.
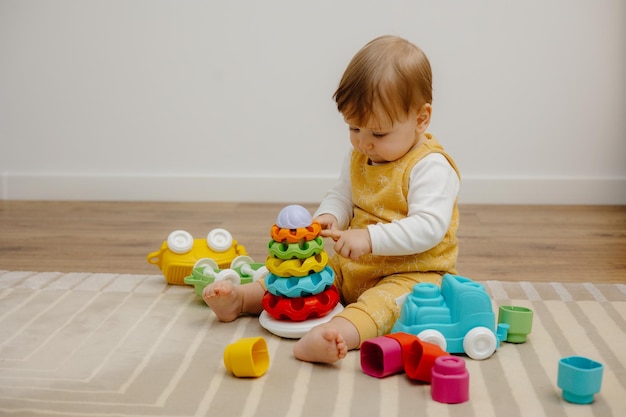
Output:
[404,338,448,382]
[431,356,470,404]
[360,336,403,378]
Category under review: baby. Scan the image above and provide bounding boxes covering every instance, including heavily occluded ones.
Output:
[204,35,460,364]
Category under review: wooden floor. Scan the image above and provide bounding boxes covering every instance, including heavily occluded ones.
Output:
[0,201,624,283]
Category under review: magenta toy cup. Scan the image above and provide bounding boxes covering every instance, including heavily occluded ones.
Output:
[498,305,533,343]
[430,355,470,404]
[557,356,603,404]
[360,336,403,378]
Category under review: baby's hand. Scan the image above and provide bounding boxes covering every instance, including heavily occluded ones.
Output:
[314,214,339,232]
[329,229,372,261]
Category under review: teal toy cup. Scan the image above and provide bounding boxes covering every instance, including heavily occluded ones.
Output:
[498,305,533,343]
[557,356,603,404]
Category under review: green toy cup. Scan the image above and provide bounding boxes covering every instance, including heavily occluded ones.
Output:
[498,305,533,343]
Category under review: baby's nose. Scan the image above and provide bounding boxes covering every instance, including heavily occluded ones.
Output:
[361,139,374,150]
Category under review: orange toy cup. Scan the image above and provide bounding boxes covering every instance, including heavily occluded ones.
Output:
[385,332,419,364]
[404,338,448,382]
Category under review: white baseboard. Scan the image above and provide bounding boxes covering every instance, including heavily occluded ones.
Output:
[457,177,626,204]
[2,174,625,204]
[0,174,336,203]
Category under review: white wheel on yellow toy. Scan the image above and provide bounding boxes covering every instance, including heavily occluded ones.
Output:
[207,228,233,252]
[463,327,497,360]
[166,230,194,254]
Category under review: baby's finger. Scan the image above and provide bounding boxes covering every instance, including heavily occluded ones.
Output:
[320,229,342,241]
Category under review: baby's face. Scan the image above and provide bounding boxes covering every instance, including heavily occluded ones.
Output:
[345,112,420,163]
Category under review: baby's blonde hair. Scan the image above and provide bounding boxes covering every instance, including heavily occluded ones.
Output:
[333,35,432,128]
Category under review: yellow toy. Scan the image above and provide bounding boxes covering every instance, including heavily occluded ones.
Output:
[147,228,248,285]
[223,337,270,378]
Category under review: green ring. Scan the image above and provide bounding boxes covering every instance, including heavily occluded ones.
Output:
[267,237,324,260]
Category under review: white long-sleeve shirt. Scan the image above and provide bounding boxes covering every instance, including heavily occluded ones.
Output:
[315,151,460,256]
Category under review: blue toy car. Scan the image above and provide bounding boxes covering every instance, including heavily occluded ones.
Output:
[392,273,509,360]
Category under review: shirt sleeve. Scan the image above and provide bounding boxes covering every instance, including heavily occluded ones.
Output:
[367,153,460,256]
[313,151,353,230]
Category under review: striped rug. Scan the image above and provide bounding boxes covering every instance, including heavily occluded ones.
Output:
[0,271,624,417]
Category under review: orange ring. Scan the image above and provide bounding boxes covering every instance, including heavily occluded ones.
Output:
[270,221,321,243]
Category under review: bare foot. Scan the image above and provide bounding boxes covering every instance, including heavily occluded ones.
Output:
[202,281,243,322]
[293,323,348,364]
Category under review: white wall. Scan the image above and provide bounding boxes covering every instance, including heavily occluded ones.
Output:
[1,0,625,204]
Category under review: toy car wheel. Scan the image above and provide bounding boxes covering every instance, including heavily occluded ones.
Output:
[251,266,268,282]
[463,327,497,360]
[194,258,219,271]
[230,255,255,270]
[417,329,447,351]
[215,269,241,285]
[166,230,194,254]
[207,228,233,252]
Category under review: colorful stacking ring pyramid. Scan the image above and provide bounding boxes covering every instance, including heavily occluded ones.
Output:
[262,205,340,321]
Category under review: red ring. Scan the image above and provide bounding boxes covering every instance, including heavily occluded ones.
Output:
[262,286,340,322]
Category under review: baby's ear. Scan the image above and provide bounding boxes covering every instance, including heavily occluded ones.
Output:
[415,103,432,132]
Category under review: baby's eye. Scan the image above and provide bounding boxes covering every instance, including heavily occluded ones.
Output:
[372,132,387,138]
[349,127,360,133]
